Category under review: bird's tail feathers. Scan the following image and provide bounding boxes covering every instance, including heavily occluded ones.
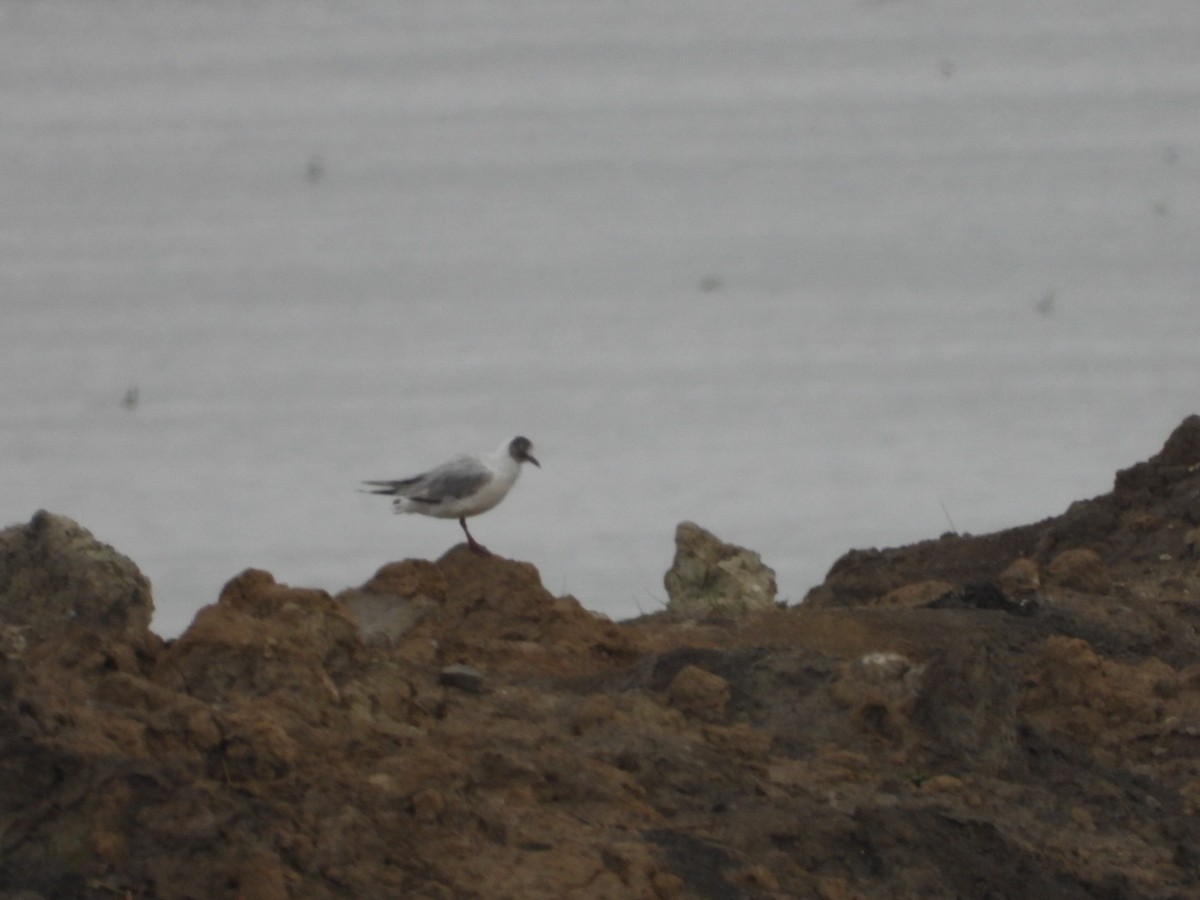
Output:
[361,481,400,495]
[361,477,421,496]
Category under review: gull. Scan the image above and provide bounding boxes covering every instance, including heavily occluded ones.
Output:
[363,436,540,555]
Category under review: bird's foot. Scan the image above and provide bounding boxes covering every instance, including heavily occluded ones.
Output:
[458,518,490,556]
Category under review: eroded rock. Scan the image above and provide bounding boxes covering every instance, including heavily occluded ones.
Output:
[0,510,153,648]
[663,521,777,616]
[1046,547,1110,594]
[877,579,954,608]
[665,664,731,721]
[998,557,1041,595]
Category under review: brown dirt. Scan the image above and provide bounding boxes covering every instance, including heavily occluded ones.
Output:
[3,416,1200,899]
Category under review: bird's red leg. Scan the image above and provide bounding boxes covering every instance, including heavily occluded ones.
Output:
[460,517,490,556]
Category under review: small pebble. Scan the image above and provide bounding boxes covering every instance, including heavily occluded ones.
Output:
[439,663,487,694]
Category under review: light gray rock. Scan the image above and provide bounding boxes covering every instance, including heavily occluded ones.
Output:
[0,510,154,649]
[335,559,448,644]
[663,521,777,617]
[337,589,438,644]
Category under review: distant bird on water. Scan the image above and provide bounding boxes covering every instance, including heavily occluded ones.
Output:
[362,436,540,555]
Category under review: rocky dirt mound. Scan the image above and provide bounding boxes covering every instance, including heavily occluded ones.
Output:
[2,417,1200,899]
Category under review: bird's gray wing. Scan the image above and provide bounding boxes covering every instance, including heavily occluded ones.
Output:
[364,457,492,503]
[406,458,493,503]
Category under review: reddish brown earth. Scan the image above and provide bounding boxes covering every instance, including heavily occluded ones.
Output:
[3,416,1200,899]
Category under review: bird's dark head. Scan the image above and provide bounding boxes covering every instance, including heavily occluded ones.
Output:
[509,436,540,468]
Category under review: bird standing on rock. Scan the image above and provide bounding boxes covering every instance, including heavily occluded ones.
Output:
[363,436,540,555]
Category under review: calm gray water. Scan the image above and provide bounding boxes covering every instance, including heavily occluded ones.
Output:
[3,0,1198,635]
